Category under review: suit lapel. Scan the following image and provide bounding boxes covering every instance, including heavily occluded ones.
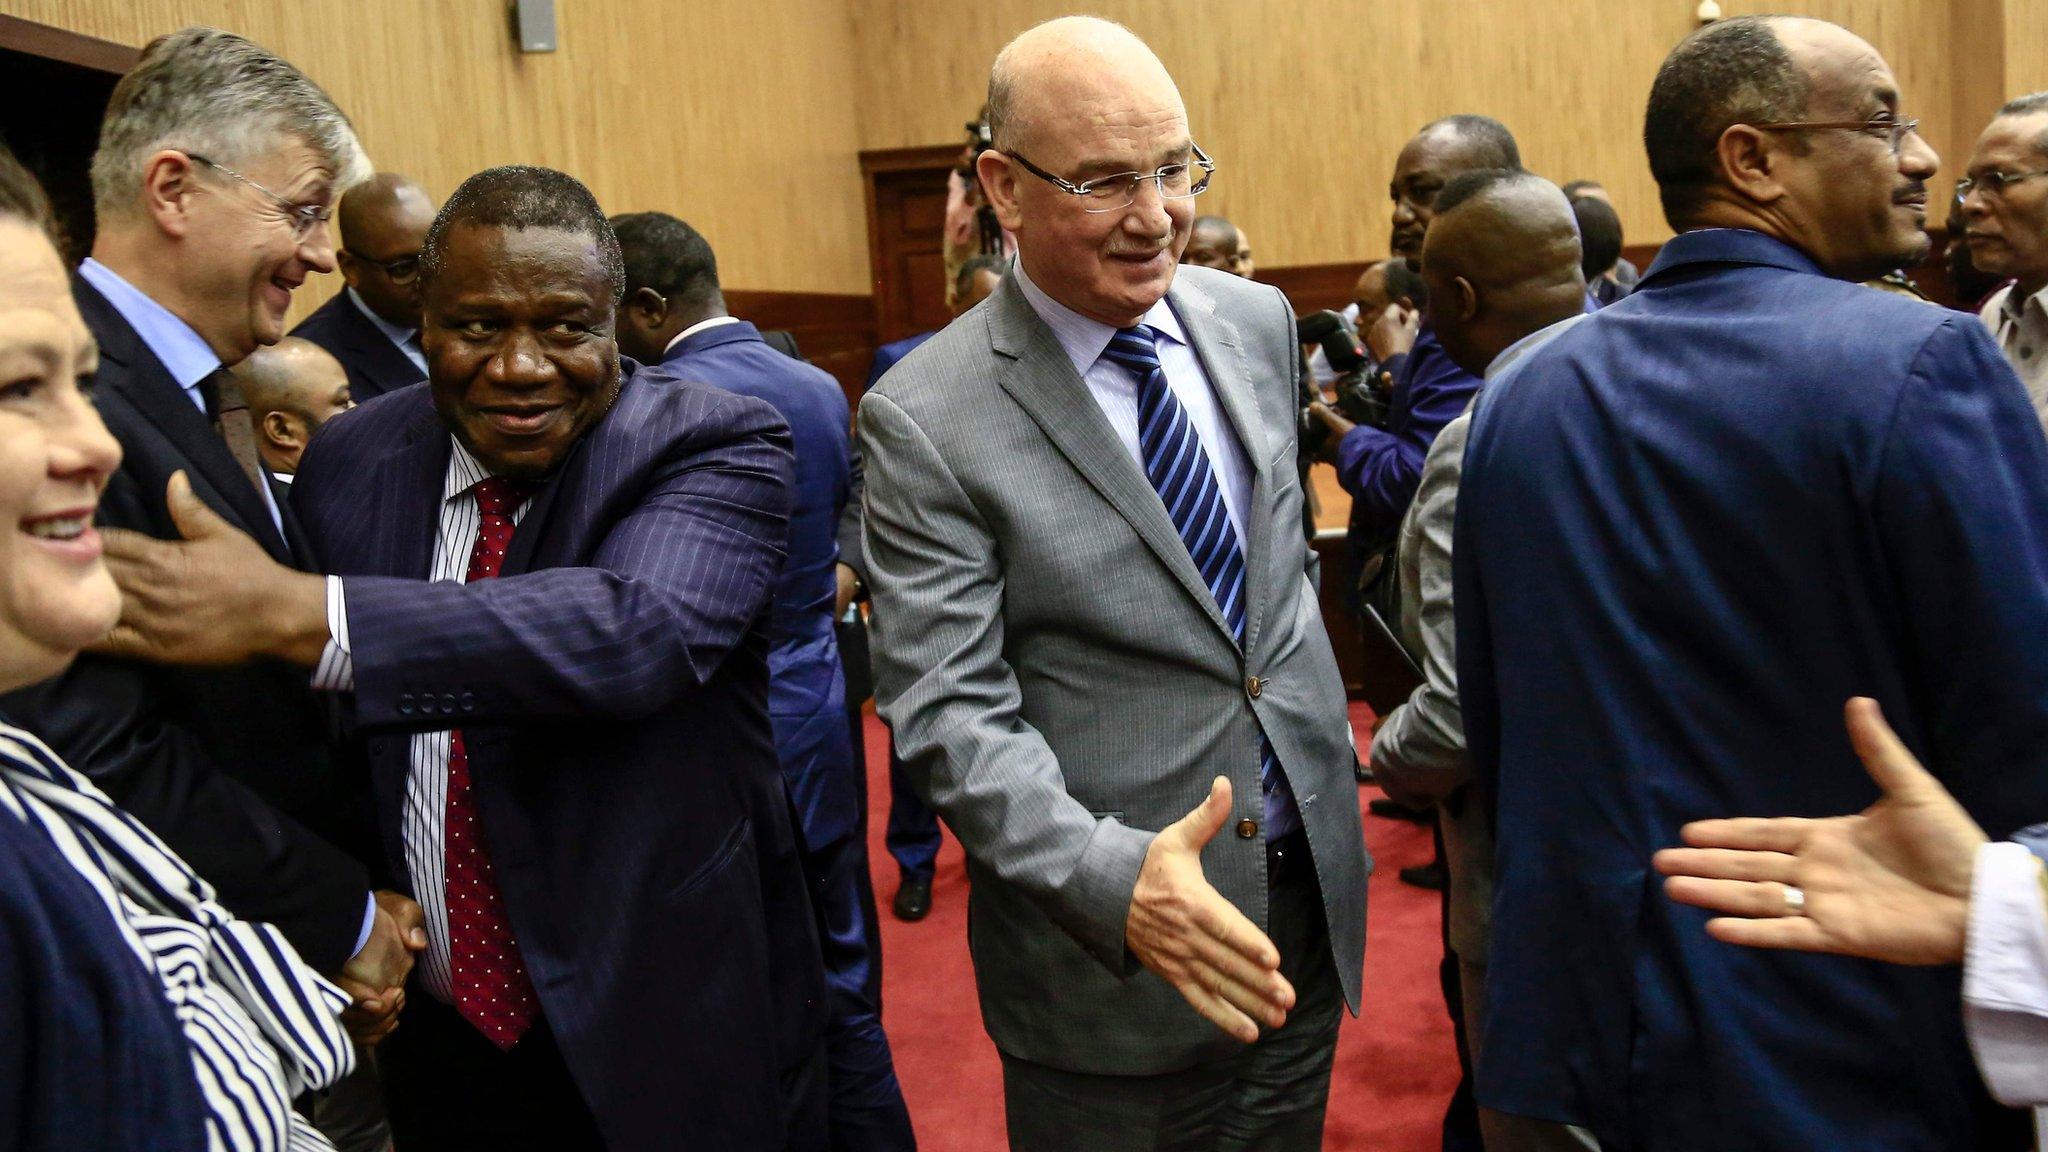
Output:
[75,279,294,565]
[1169,278,1276,652]
[987,283,1237,647]
[375,406,453,580]
[337,297,425,395]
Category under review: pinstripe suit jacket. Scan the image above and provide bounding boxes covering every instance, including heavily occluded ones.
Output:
[859,264,1368,1076]
[290,368,829,1150]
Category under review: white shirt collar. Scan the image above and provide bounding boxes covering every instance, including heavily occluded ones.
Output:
[346,287,420,349]
[77,258,221,391]
[662,315,746,356]
[1011,258,1188,380]
[442,438,495,504]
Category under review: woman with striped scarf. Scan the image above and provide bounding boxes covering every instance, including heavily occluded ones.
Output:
[0,146,353,1150]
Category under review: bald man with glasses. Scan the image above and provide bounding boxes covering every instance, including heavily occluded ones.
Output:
[859,17,1367,1149]
[295,172,438,403]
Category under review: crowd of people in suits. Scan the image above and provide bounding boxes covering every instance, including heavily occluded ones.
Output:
[7,8,2048,1152]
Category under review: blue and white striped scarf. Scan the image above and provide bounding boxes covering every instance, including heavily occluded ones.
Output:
[0,721,353,1152]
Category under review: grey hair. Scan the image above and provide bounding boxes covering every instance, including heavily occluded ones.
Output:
[90,27,369,218]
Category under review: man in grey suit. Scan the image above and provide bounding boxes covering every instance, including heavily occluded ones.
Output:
[1368,169,1594,1152]
[859,17,1368,1149]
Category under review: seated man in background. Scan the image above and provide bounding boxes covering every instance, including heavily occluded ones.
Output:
[99,165,831,1151]
[1562,179,1641,294]
[231,334,353,484]
[293,172,438,403]
[1570,194,1629,307]
[613,209,915,1151]
[1232,225,1256,277]
[1182,213,1241,271]
[867,253,1005,389]
[1369,168,1594,1152]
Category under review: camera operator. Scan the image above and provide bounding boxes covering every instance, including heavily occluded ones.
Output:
[943,107,1015,310]
[1309,116,1522,627]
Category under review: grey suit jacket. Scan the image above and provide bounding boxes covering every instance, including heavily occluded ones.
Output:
[859,264,1368,1076]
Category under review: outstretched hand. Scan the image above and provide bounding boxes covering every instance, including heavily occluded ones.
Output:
[1126,777,1293,1042]
[92,472,328,667]
[1653,697,1988,966]
[336,891,429,1047]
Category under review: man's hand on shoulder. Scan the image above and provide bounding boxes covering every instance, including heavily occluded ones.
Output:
[1126,776,1293,1043]
[92,472,329,667]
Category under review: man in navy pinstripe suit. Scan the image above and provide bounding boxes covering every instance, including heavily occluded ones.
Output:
[98,166,830,1151]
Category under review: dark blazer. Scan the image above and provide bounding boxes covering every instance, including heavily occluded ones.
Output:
[641,322,860,851]
[1456,228,2048,1150]
[291,368,828,1151]
[291,290,423,403]
[0,278,372,973]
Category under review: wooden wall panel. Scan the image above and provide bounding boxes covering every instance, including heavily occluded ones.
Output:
[850,0,1961,269]
[11,0,873,300]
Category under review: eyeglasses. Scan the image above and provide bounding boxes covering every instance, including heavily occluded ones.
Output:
[1003,144,1215,213]
[1957,168,2048,199]
[1748,116,1922,157]
[344,249,422,285]
[184,152,333,240]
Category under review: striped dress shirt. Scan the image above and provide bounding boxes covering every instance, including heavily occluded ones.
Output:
[0,721,353,1152]
[313,439,526,1003]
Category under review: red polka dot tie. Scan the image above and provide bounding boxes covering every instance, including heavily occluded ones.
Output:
[446,476,540,1050]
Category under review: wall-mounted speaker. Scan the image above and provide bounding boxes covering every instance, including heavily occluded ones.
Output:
[512,0,557,53]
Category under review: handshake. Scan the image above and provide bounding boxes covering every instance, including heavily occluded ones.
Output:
[336,889,429,1046]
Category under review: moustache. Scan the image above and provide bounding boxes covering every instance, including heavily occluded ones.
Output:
[1892,182,1928,206]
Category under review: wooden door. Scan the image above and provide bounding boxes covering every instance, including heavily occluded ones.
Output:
[861,144,966,352]
[0,17,137,265]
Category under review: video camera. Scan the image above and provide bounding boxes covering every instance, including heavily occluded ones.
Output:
[1297,310,1392,455]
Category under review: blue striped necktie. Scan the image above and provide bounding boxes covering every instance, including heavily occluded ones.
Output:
[1102,325,1287,819]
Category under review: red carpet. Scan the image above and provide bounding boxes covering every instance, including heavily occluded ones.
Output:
[863,702,1456,1150]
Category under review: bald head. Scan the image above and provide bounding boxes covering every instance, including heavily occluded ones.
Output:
[987,17,1182,155]
[978,17,1195,326]
[232,336,353,475]
[336,172,436,329]
[1421,171,1586,376]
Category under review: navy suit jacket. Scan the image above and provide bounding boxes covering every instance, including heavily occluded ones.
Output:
[1456,229,2048,1150]
[865,331,935,392]
[0,278,373,974]
[291,291,422,403]
[291,368,828,1150]
[638,322,859,850]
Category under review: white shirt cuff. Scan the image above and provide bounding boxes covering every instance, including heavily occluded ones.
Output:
[352,892,378,959]
[1965,841,2048,1106]
[310,575,353,692]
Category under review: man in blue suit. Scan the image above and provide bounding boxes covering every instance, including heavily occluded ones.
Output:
[860,253,1004,922]
[292,173,437,403]
[613,211,915,1151]
[98,167,829,1151]
[1455,16,2048,1151]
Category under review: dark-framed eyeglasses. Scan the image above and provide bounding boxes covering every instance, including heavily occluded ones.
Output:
[1957,168,2048,199]
[1747,116,1922,157]
[1003,143,1215,213]
[184,152,333,239]
[344,249,422,285]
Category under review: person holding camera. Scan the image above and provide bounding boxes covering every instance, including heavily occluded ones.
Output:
[1307,116,1521,626]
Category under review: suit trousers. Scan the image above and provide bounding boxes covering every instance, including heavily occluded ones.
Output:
[1000,834,1342,1152]
[377,990,603,1151]
[1455,956,1602,1152]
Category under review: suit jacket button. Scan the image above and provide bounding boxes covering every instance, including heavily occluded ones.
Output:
[1235,817,1259,840]
[1246,675,1262,699]
[459,692,476,712]
[397,694,415,716]
[441,694,458,714]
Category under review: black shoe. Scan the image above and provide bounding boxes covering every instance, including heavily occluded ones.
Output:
[892,875,933,922]
[1399,862,1447,891]
[1368,797,1432,824]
